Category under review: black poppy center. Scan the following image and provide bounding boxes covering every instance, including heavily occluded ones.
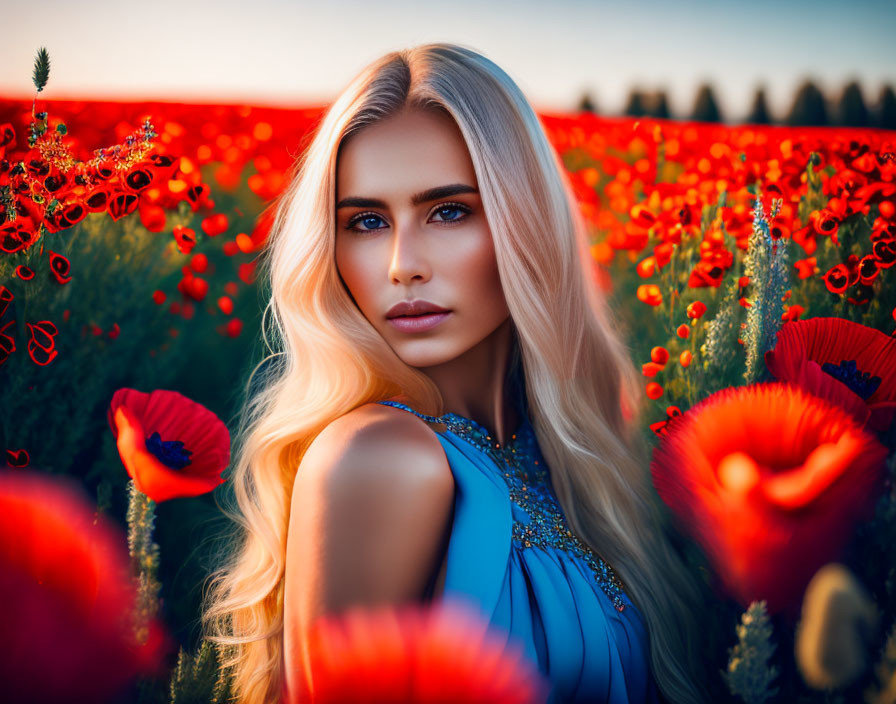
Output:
[145,431,193,470]
[821,358,882,400]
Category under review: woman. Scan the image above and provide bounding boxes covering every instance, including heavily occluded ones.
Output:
[203,43,710,704]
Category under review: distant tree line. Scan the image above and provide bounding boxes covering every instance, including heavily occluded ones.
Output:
[576,80,896,129]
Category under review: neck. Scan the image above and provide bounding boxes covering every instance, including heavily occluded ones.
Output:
[416,316,521,447]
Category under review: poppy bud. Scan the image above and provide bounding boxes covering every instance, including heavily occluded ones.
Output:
[795,564,879,691]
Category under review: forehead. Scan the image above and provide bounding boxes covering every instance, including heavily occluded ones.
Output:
[336,108,477,195]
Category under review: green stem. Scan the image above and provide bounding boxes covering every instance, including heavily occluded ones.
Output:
[126,479,161,646]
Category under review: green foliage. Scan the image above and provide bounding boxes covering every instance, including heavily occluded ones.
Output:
[742,194,789,385]
[32,47,50,93]
[854,450,896,640]
[0,209,188,483]
[865,621,896,704]
[168,640,233,704]
[127,481,161,645]
[724,601,781,704]
[700,259,743,396]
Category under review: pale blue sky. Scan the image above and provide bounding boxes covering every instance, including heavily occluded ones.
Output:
[2,0,893,121]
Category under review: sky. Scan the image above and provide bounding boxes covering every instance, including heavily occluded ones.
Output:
[2,0,894,121]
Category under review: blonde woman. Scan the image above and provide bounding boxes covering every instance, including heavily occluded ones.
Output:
[203,43,711,704]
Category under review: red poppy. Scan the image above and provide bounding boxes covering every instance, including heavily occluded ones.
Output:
[872,238,895,269]
[123,164,154,193]
[172,225,196,255]
[24,320,58,365]
[651,382,888,616]
[765,317,896,433]
[238,260,257,285]
[15,265,34,281]
[58,199,88,230]
[687,301,707,319]
[27,340,58,365]
[0,471,169,702]
[5,448,29,467]
[48,250,71,285]
[186,182,211,210]
[636,284,663,306]
[201,212,229,237]
[89,163,115,182]
[650,405,684,437]
[858,255,880,286]
[687,260,726,288]
[138,201,166,232]
[26,320,58,352]
[148,152,180,180]
[287,596,550,704]
[0,122,15,148]
[107,388,230,502]
[782,304,805,322]
[108,191,139,221]
[85,186,112,212]
[42,168,68,194]
[189,252,208,273]
[0,284,12,319]
[1,217,37,254]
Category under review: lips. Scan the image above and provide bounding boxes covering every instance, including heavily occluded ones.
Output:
[386,299,451,319]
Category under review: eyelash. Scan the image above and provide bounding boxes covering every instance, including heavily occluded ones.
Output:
[344,202,472,234]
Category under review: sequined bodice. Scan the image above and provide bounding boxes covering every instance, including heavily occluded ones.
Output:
[376,399,629,612]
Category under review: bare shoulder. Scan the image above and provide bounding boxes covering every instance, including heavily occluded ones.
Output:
[286,400,455,616]
[298,401,453,495]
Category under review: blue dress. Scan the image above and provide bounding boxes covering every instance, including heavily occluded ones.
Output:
[376,399,661,704]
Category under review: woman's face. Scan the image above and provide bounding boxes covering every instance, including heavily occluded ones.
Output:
[335,107,510,369]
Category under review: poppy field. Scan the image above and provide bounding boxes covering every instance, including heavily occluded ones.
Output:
[1,50,895,703]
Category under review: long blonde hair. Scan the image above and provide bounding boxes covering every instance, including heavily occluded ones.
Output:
[203,42,711,703]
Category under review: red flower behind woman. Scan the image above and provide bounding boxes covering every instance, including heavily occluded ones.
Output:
[651,382,888,616]
[107,387,231,503]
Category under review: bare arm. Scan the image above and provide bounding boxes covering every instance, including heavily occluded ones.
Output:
[283,404,455,673]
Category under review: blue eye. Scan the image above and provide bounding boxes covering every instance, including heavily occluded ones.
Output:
[431,204,469,222]
[345,202,472,234]
[347,213,387,233]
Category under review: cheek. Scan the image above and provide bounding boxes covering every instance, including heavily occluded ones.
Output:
[335,241,371,305]
[454,238,505,306]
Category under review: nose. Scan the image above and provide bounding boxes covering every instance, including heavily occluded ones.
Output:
[388,219,431,285]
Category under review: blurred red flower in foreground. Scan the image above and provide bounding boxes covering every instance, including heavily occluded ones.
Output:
[0,470,169,702]
[650,382,888,616]
[765,317,896,433]
[290,596,550,704]
[107,387,230,502]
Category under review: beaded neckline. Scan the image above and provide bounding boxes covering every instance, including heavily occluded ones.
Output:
[376,398,630,612]
[378,399,529,451]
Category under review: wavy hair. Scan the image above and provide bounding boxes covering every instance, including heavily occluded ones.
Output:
[202,42,711,704]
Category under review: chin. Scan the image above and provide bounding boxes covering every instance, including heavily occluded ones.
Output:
[391,342,461,370]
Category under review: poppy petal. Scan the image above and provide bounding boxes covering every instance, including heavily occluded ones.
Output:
[110,405,224,502]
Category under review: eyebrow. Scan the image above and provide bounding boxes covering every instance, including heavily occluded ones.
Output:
[335,183,479,210]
